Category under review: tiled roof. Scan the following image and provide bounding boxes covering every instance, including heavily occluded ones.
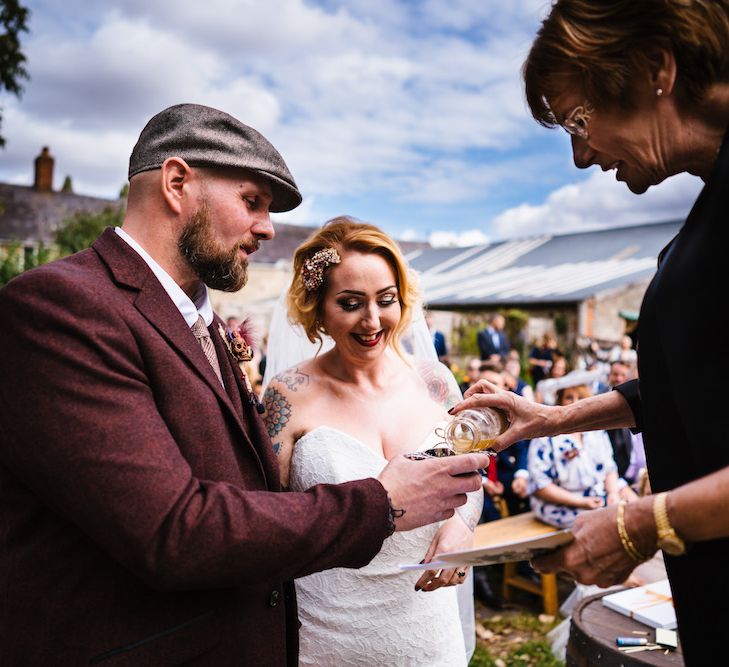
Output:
[251,222,430,265]
[406,220,683,307]
[0,183,119,244]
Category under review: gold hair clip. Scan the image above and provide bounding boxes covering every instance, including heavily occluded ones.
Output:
[302,247,341,291]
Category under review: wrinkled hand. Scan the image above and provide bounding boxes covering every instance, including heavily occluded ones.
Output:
[532,502,655,587]
[415,516,473,592]
[456,380,557,451]
[511,477,528,498]
[378,453,490,532]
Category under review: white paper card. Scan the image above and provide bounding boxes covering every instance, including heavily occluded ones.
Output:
[601,579,677,629]
[399,530,572,570]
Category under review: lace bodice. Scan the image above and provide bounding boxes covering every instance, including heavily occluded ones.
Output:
[289,426,468,667]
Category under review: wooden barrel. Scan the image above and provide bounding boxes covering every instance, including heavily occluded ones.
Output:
[567,590,684,666]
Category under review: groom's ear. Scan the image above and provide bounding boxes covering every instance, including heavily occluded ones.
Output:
[160,157,194,216]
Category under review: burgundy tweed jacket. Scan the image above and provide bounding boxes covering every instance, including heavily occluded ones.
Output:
[0,228,390,666]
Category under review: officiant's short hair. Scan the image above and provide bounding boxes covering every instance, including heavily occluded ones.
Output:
[288,216,419,350]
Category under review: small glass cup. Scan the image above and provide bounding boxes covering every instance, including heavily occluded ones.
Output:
[443,407,508,453]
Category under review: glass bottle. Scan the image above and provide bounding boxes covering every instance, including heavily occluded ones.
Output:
[444,407,508,453]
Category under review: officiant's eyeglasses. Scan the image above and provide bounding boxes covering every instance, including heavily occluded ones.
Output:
[560,101,594,141]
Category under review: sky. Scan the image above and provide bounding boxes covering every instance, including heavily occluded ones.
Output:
[0,0,703,246]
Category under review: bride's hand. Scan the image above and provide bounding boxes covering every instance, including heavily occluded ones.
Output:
[415,516,473,592]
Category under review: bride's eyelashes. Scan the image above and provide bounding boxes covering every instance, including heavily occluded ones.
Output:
[336,294,398,312]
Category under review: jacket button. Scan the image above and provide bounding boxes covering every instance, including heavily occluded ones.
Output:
[269,589,281,607]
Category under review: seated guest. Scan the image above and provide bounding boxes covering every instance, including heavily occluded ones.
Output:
[534,353,568,403]
[472,365,507,609]
[476,363,507,522]
[528,332,558,385]
[459,357,482,395]
[597,361,637,478]
[499,358,532,514]
[503,357,535,402]
[528,384,637,529]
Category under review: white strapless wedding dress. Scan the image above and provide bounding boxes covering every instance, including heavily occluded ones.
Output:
[289,426,468,667]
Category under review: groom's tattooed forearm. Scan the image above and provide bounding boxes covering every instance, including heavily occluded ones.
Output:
[263,386,292,453]
[275,368,309,392]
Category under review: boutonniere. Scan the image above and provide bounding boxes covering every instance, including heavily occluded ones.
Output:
[218,319,265,414]
[218,319,255,363]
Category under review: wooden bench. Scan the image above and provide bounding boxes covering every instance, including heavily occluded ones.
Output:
[473,511,560,616]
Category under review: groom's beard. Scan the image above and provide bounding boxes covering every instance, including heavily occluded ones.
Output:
[178,199,249,292]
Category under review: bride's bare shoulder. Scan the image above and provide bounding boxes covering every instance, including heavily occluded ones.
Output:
[266,359,319,395]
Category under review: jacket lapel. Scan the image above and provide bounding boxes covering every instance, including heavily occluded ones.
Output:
[92,228,268,481]
[213,318,280,490]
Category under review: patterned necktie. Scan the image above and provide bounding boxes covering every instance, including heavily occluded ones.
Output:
[191,315,224,387]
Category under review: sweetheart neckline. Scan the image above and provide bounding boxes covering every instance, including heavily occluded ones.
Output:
[295,425,387,461]
[294,422,448,461]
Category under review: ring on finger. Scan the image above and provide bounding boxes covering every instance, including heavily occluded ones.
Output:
[457,570,466,578]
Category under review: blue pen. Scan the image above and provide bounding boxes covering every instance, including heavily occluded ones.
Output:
[616,637,647,647]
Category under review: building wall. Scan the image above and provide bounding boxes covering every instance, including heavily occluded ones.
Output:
[586,279,651,342]
[209,261,293,330]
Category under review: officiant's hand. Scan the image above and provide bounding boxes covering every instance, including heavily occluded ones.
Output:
[415,517,472,592]
[454,380,557,452]
[378,453,490,532]
[531,497,657,587]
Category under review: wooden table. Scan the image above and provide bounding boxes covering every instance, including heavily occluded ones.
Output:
[473,512,561,615]
[568,590,684,666]
[473,511,558,548]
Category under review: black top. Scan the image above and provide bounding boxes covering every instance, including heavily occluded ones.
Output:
[615,125,729,665]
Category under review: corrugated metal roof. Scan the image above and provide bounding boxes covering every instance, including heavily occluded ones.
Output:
[418,220,682,307]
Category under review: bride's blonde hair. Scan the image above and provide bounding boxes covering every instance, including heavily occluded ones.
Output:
[287,216,420,352]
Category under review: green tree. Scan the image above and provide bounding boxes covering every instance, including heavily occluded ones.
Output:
[0,0,30,148]
[0,240,51,287]
[54,206,124,255]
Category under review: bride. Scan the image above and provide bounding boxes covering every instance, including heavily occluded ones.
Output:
[262,217,481,666]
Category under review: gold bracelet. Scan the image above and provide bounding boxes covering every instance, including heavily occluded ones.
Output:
[617,500,650,562]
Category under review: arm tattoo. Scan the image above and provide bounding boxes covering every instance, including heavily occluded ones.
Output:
[263,386,292,451]
[426,376,449,405]
[417,361,449,405]
[276,367,309,392]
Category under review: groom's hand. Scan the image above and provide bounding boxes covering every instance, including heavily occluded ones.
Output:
[377,453,490,532]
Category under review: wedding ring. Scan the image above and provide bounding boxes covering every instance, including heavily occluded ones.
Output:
[457,570,466,578]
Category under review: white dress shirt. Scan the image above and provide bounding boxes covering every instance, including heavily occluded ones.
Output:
[114,227,213,327]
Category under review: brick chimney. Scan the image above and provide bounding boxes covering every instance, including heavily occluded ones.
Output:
[34,146,54,192]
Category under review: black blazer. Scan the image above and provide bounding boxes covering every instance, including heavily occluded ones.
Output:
[615,125,729,666]
[477,327,510,360]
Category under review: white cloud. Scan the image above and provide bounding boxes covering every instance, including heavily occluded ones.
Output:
[491,169,703,239]
[271,195,322,227]
[429,228,490,247]
[4,0,545,206]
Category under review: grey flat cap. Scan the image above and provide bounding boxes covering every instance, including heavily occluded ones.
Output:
[128,103,302,213]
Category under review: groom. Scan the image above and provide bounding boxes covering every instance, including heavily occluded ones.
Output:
[0,103,489,665]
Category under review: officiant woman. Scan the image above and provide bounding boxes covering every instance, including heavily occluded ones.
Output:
[454,1,729,663]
